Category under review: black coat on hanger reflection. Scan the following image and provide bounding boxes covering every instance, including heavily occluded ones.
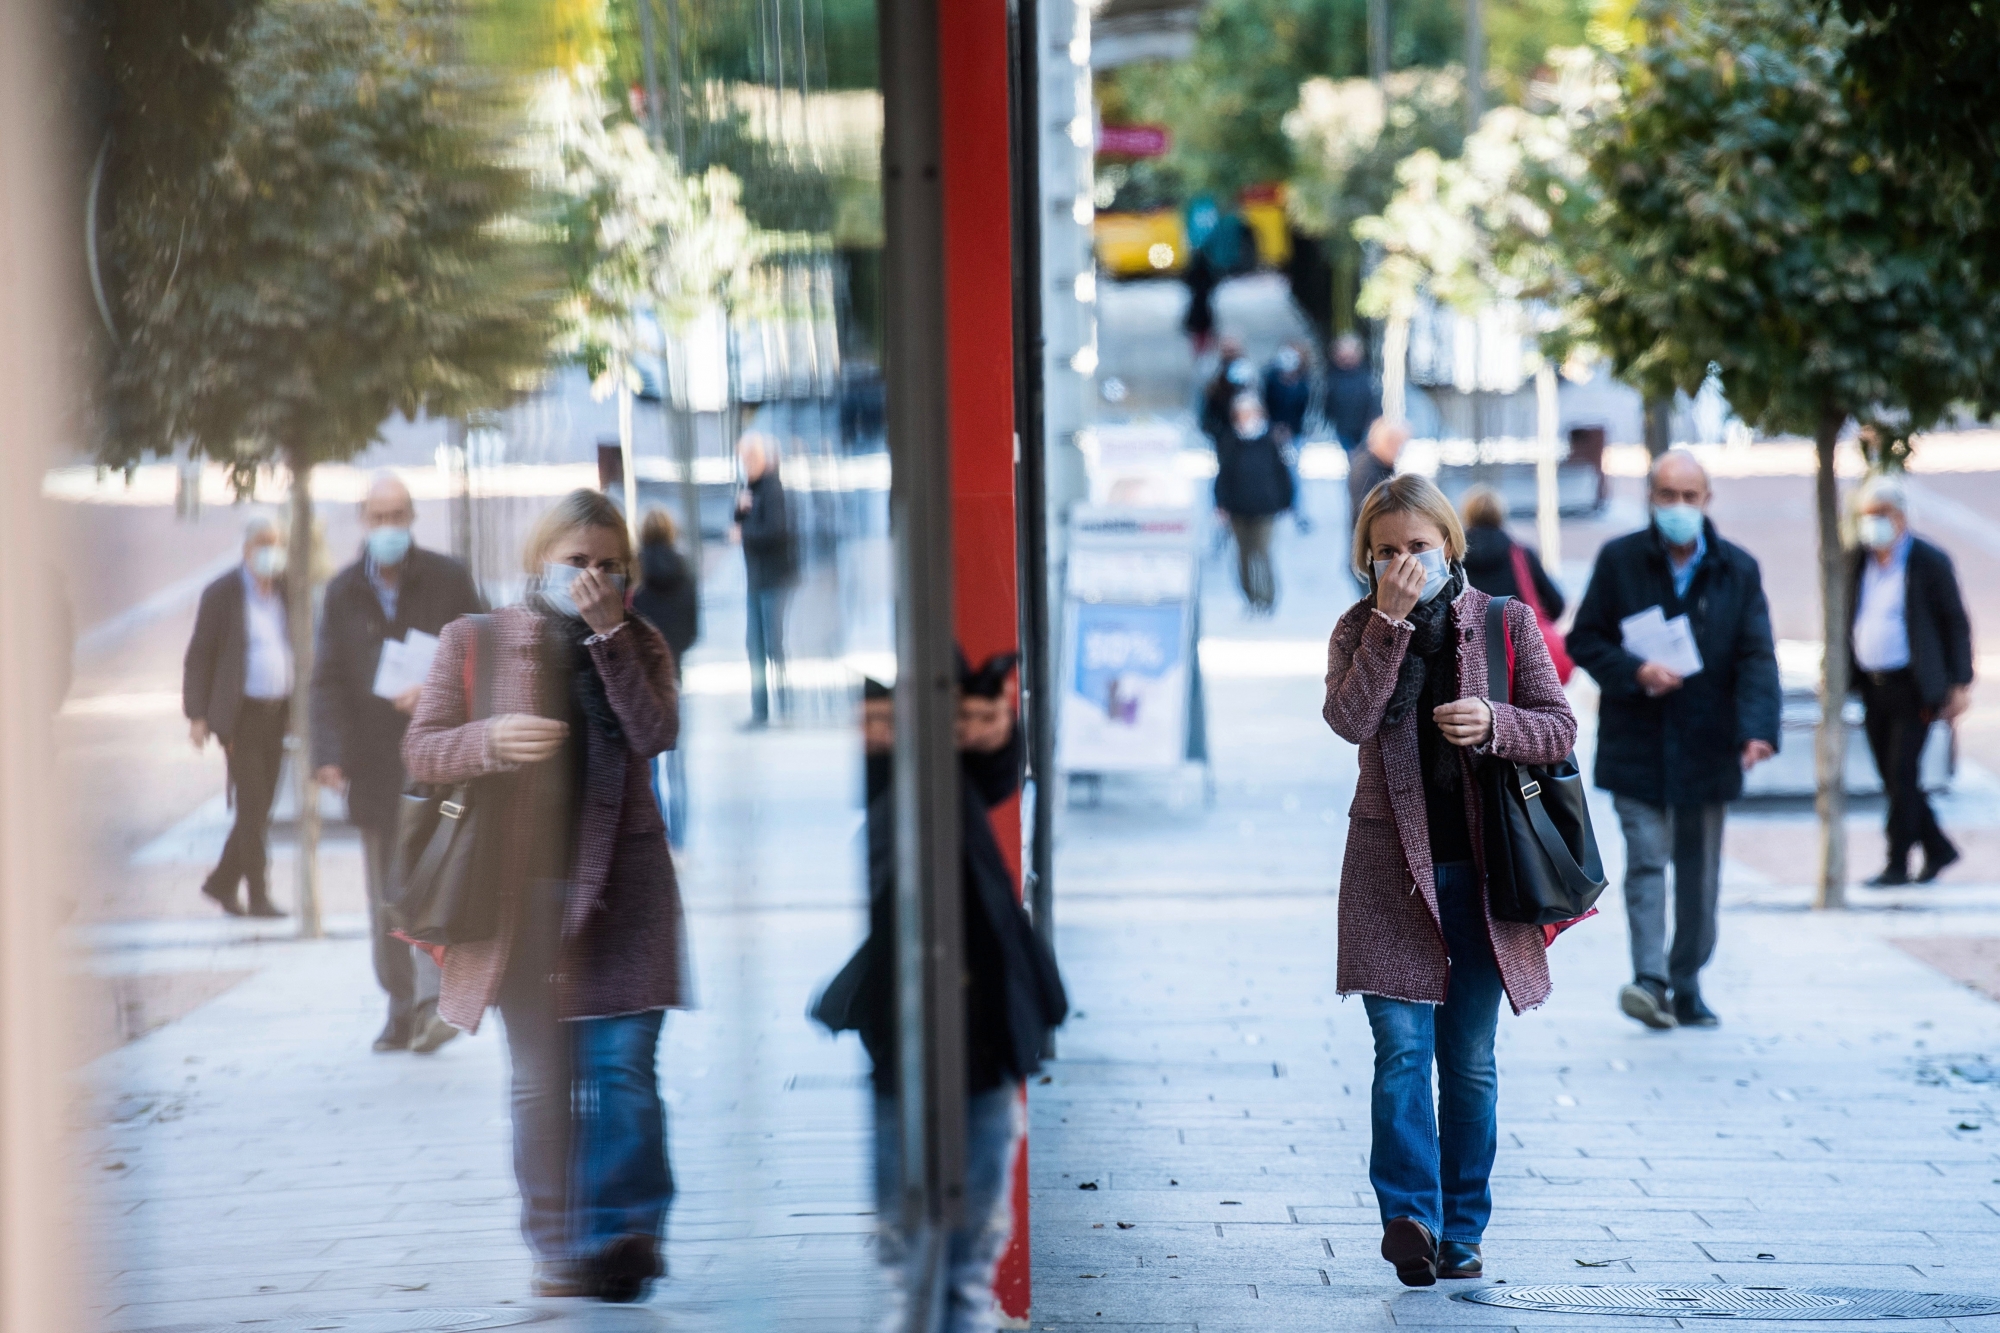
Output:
[812,723,1067,1094]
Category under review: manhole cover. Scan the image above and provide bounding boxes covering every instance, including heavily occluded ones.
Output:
[1459,1284,2000,1319]
[130,1309,547,1333]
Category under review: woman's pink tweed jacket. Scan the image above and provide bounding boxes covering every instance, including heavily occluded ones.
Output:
[402,605,690,1033]
[1323,586,1576,1014]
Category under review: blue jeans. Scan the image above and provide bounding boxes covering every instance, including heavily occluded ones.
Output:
[498,881,673,1262]
[745,583,789,721]
[875,1084,1022,1331]
[1362,859,1504,1244]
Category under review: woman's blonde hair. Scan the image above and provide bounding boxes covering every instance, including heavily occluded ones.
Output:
[1459,484,1507,531]
[1351,473,1466,576]
[522,488,634,581]
[639,506,679,549]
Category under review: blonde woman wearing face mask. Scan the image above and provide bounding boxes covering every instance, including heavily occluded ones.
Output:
[1322,474,1577,1288]
[403,488,688,1303]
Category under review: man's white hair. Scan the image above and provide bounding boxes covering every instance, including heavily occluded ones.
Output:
[1857,472,1909,516]
[243,515,281,543]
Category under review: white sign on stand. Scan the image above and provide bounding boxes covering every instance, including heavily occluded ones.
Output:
[1057,507,1206,779]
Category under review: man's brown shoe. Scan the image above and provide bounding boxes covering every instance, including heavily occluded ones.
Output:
[1438,1240,1482,1279]
[1381,1217,1437,1287]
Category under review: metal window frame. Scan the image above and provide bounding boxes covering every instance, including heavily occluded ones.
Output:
[878,0,968,1323]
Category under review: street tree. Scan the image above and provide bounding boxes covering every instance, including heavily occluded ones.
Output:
[101,0,556,932]
[1549,0,2000,907]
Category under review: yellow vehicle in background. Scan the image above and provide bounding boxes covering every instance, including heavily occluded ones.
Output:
[1092,185,1291,280]
[1094,207,1187,278]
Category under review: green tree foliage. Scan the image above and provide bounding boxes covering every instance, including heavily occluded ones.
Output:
[101,0,555,479]
[1557,0,1995,437]
[1098,0,1593,201]
[1286,68,1468,246]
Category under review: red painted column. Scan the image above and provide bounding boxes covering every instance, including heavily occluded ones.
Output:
[936,0,1027,1320]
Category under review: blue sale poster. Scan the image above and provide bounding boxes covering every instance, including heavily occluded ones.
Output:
[1059,600,1189,771]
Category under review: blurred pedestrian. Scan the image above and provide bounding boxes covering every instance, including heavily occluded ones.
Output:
[735,424,795,728]
[1567,450,1780,1030]
[1324,474,1576,1287]
[1264,342,1315,534]
[1213,379,1294,614]
[1198,335,1249,445]
[311,471,482,1054]
[1850,474,1973,886]
[402,488,688,1302]
[183,517,291,919]
[1182,249,1218,357]
[1458,485,1572,683]
[1348,418,1409,562]
[814,654,1066,1332]
[1325,333,1381,453]
[632,507,698,847]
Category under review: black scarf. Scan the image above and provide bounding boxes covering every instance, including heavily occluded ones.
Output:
[1380,571,1466,791]
[536,601,627,753]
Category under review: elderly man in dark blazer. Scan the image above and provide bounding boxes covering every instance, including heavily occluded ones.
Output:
[312,471,482,1053]
[1849,474,1974,887]
[1568,450,1781,1031]
[184,517,293,918]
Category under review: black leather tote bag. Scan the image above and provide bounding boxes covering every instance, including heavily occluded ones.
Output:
[1480,596,1608,926]
[389,614,504,946]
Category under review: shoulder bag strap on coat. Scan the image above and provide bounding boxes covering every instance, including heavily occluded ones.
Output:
[1485,595,1512,703]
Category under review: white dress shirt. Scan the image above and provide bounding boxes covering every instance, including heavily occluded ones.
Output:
[241,566,293,699]
[1852,533,1913,673]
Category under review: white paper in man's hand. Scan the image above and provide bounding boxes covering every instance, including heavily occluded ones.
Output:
[1620,605,1703,678]
[372,629,440,699]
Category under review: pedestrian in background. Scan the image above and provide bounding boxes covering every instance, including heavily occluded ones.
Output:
[1849,474,1973,886]
[1325,333,1381,454]
[632,506,698,847]
[1182,249,1219,357]
[403,488,688,1302]
[1567,449,1780,1031]
[1264,341,1315,534]
[1324,474,1577,1287]
[1347,419,1409,567]
[814,654,1066,1332]
[1213,377,1294,614]
[1197,335,1249,446]
[1458,485,1572,682]
[183,516,291,919]
[735,424,795,729]
[311,471,482,1054]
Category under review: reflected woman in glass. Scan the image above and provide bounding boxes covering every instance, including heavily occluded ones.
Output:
[403,488,688,1302]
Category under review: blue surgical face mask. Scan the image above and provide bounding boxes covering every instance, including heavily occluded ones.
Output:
[366,525,412,567]
[1855,513,1899,551]
[1371,547,1453,604]
[538,561,626,620]
[248,545,286,580]
[1653,503,1705,547]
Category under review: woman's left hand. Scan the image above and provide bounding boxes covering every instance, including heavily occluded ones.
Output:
[1433,699,1493,748]
[573,567,625,636]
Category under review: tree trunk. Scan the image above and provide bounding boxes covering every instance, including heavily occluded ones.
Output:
[1534,364,1561,569]
[1643,396,1672,457]
[1812,406,1849,910]
[1381,312,1410,422]
[288,456,323,939]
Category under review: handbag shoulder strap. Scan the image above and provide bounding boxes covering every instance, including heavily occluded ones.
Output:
[1485,595,1513,704]
[1508,543,1546,620]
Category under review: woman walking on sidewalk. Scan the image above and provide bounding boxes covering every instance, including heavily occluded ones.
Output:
[403,489,688,1302]
[1322,475,1576,1287]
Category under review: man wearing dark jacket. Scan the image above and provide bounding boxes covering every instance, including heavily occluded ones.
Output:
[311,473,482,1053]
[184,517,293,919]
[735,429,794,727]
[1849,474,1974,886]
[1325,333,1381,453]
[1568,450,1780,1030]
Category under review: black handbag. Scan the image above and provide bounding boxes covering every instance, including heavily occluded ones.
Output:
[388,614,503,947]
[1479,596,1608,926]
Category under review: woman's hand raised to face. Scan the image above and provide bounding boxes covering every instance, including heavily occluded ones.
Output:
[1374,552,1427,622]
[571,566,626,636]
[1432,699,1493,748]
[489,714,569,765]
